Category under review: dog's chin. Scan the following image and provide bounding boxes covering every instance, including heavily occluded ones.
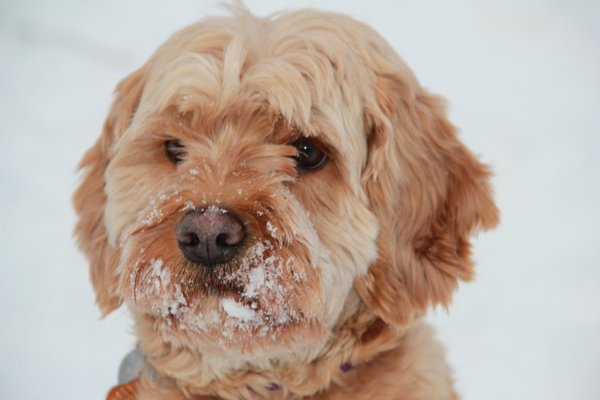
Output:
[158,307,328,361]
[139,293,328,361]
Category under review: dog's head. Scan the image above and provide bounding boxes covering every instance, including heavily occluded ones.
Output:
[74,7,498,362]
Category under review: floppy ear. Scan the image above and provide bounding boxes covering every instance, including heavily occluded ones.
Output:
[73,67,147,315]
[355,72,499,327]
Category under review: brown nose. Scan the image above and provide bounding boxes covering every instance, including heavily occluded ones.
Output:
[175,207,246,267]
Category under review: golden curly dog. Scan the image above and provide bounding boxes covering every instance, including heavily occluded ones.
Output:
[74,4,498,400]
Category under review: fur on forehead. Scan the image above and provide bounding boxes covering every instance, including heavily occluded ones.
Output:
[129,8,396,190]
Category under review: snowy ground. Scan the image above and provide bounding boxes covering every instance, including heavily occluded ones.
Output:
[1,1,599,399]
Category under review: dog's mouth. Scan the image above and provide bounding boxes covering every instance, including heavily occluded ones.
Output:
[191,240,311,327]
[180,238,299,297]
[120,213,327,354]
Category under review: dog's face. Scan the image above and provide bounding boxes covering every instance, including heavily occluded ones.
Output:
[74,9,498,362]
[103,88,379,358]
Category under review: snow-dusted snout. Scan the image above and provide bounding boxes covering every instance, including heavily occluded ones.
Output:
[110,158,338,357]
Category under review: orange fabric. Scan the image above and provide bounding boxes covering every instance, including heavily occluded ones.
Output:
[106,380,138,400]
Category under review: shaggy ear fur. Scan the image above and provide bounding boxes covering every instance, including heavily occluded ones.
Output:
[73,67,146,315]
[356,72,499,327]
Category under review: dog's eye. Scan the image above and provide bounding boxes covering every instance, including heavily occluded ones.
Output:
[164,139,186,164]
[291,139,328,171]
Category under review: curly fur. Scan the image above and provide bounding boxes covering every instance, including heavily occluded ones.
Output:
[74,4,498,399]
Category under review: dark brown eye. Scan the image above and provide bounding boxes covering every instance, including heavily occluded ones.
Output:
[164,139,185,164]
[291,138,328,171]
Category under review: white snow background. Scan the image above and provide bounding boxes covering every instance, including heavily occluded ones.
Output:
[1,1,598,399]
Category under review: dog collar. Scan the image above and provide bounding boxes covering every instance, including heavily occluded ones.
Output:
[110,345,357,397]
[118,346,147,385]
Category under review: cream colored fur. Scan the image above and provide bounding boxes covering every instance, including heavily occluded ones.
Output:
[74,4,498,399]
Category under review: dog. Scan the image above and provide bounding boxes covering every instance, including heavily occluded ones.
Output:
[74,4,498,399]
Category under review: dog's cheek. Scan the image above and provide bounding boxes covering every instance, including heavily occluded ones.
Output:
[292,176,380,326]
[103,167,147,247]
[103,161,184,248]
[323,205,379,326]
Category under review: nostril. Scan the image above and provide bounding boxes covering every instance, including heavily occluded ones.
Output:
[216,227,245,247]
[215,233,229,247]
[225,224,246,246]
[179,232,200,247]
